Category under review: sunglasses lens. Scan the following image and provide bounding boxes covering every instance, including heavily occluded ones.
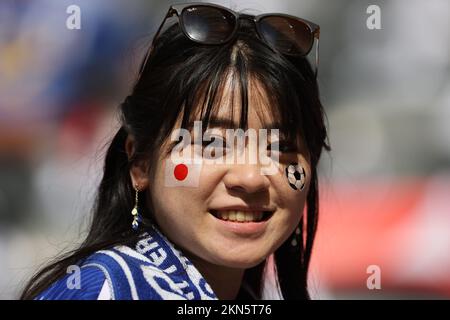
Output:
[182,6,236,44]
[258,16,314,56]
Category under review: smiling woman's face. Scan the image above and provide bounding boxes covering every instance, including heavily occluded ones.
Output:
[146,74,311,269]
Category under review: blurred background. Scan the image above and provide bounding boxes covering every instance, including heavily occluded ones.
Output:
[0,0,449,299]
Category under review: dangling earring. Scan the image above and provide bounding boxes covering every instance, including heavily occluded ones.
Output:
[131,184,142,231]
[290,226,301,247]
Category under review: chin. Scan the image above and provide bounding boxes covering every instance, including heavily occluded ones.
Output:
[213,253,268,269]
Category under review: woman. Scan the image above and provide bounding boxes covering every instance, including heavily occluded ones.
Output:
[21,2,330,300]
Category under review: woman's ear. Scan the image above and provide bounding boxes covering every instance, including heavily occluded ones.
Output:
[125,134,149,190]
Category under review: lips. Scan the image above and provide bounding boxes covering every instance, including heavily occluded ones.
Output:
[209,209,274,222]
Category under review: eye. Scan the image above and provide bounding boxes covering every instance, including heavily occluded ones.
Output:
[168,135,188,152]
[202,135,226,149]
[267,141,298,153]
[202,135,229,159]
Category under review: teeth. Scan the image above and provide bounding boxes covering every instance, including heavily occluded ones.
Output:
[219,211,229,220]
[214,210,267,222]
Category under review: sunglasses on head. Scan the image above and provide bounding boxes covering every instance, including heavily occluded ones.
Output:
[140,2,320,77]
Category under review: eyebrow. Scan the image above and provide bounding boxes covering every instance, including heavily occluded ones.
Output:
[200,117,283,130]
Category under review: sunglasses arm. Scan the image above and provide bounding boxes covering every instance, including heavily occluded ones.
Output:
[314,36,320,78]
[137,7,177,77]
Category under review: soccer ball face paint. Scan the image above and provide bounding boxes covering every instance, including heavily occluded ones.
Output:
[285,163,306,191]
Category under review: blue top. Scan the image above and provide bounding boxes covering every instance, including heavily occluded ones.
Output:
[36,225,218,300]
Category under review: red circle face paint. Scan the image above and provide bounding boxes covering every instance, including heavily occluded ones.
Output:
[174,163,188,181]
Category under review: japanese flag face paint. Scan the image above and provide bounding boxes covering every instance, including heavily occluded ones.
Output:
[164,159,202,187]
[285,163,306,191]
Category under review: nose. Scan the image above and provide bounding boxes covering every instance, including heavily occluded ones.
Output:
[223,163,270,194]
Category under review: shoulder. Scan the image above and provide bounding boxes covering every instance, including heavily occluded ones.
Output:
[36,230,216,300]
[35,245,184,300]
[35,265,109,300]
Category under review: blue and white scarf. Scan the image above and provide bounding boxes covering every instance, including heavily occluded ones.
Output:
[37,225,218,300]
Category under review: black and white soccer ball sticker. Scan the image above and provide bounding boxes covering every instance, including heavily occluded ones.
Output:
[285,163,306,191]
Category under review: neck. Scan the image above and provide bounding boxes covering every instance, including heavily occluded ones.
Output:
[185,254,245,300]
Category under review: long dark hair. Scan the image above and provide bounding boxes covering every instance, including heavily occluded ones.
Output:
[21,18,330,300]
